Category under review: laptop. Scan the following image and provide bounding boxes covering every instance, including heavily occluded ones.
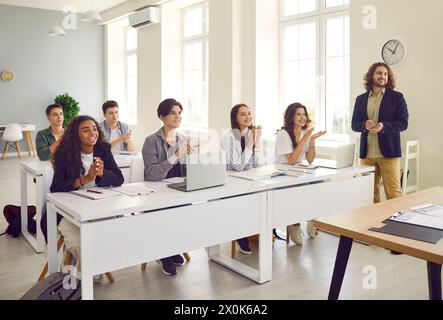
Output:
[315,144,355,169]
[167,153,226,192]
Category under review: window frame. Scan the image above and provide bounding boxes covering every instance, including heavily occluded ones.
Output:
[279,0,350,142]
[124,26,138,126]
[181,1,209,129]
[105,19,138,126]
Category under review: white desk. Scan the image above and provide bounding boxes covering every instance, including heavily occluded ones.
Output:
[20,155,143,253]
[0,123,36,157]
[45,165,374,300]
[20,160,53,253]
[46,177,271,300]
[258,165,374,228]
[245,165,374,278]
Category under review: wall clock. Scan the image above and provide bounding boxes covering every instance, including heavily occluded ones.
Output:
[381,39,406,66]
[1,70,14,82]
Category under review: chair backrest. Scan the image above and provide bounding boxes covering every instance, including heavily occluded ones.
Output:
[130,156,145,183]
[402,140,420,195]
[3,123,23,142]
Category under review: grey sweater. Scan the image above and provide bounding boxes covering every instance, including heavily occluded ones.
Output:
[142,128,186,181]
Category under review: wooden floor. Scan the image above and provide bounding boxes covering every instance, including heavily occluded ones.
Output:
[0,157,431,300]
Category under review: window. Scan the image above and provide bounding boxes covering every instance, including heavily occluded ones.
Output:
[106,18,138,125]
[280,0,350,141]
[182,2,209,129]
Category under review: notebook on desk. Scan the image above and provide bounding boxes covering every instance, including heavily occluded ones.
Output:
[70,187,122,200]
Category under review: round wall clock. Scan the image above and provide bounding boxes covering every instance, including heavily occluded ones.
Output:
[381,39,406,66]
[1,70,14,82]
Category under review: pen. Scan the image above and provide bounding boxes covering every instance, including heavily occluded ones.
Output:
[87,189,103,194]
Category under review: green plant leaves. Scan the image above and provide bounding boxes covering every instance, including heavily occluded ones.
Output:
[55,93,80,127]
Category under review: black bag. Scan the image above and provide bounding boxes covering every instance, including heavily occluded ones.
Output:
[20,272,81,300]
[2,205,36,237]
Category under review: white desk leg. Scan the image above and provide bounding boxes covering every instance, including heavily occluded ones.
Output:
[35,175,46,252]
[20,168,28,239]
[258,191,272,284]
[47,202,58,274]
[207,244,221,257]
[81,223,94,300]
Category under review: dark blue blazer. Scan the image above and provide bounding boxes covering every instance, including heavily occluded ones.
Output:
[351,89,409,159]
[50,143,124,193]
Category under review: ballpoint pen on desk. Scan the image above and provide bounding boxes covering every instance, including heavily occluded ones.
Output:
[87,189,103,194]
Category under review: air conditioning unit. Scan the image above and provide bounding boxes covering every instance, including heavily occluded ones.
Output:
[129,7,160,28]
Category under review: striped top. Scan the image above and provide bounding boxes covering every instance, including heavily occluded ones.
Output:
[222,129,262,172]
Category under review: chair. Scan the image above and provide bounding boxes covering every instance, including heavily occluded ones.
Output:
[2,123,23,160]
[402,140,420,195]
[38,236,115,283]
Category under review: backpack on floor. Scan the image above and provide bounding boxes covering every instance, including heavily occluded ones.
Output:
[2,205,36,237]
[20,272,81,300]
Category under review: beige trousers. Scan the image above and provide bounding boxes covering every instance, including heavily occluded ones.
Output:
[361,157,403,203]
[58,218,81,268]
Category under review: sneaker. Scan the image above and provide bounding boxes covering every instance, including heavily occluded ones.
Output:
[93,274,103,284]
[307,220,318,238]
[159,257,177,276]
[172,254,185,266]
[288,224,304,245]
[237,238,252,255]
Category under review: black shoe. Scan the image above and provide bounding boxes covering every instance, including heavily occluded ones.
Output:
[159,257,177,275]
[236,238,252,255]
[273,228,286,241]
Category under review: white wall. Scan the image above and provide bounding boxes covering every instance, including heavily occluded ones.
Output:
[0,4,104,148]
[132,22,163,149]
[350,0,443,189]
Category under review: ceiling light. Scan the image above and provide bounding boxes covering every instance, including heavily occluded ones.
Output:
[48,26,66,36]
[82,10,102,23]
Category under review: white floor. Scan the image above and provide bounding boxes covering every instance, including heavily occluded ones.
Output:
[0,157,431,300]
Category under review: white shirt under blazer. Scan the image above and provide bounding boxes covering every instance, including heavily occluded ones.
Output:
[275,129,311,165]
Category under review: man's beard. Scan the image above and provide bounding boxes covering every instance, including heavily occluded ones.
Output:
[373,80,387,88]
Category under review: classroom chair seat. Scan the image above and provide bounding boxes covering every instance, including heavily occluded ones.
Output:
[2,123,23,160]
[38,236,115,283]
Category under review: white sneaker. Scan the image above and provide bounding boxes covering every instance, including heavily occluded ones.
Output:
[307,220,318,238]
[288,224,304,245]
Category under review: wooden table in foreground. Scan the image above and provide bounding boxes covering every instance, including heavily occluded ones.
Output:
[315,187,443,300]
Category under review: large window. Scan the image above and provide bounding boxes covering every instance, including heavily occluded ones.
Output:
[280,0,349,141]
[182,2,209,128]
[106,18,138,125]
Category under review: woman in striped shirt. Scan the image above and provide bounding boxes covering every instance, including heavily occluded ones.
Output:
[222,104,263,254]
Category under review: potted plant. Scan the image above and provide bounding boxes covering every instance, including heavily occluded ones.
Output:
[54,93,80,127]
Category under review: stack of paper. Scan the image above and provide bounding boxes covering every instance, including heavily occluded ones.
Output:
[113,182,156,196]
[286,163,317,175]
[70,188,122,200]
[388,210,443,230]
[410,204,443,218]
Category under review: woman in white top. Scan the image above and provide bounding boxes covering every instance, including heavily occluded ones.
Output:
[222,104,262,254]
[275,103,326,245]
